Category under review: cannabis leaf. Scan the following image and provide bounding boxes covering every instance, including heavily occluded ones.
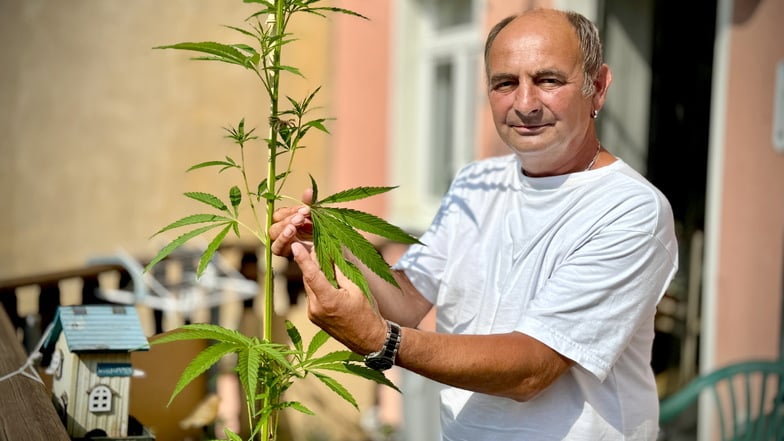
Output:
[150,324,293,406]
[151,321,397,424]
[153,41,260,69]
[308,179,421,301]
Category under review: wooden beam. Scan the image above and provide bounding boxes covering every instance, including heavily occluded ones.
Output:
[0,307,70,440]
[0,264,126,291]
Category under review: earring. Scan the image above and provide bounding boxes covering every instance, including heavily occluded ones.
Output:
[591,109,599,119]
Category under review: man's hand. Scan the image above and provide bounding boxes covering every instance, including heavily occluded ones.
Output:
[270,189,314,256]
[290,242,387,356]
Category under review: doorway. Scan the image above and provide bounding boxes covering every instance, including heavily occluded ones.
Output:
[600,0,717,395]
[646,0,717,393]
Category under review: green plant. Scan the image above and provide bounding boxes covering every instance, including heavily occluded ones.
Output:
[145,1,419,440]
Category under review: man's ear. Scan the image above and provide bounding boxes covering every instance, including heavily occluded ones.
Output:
[592,64,612,111]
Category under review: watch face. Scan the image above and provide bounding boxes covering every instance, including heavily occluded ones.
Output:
[365,356,393,371]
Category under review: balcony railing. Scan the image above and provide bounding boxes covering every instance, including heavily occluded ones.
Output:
[0,243,302,440]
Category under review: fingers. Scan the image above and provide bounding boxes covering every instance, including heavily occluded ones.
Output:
[270,206,313,256]
[270,187,313,223]
[291,243,335,296]
[271,205,300,223]
[270,186,314,257]
[270,224,296,256]
[302,188,314,205]
[293,243,359,296]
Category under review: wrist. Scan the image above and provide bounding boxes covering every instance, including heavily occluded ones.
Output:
[363,320,402,371]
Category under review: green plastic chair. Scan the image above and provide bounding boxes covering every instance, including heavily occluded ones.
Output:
[659,359,784,441]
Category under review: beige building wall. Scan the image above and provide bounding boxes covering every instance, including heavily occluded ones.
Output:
[0,1,329,280]
[0,2,377,439]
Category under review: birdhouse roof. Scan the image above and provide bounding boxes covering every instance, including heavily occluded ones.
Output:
[43,305,150,353]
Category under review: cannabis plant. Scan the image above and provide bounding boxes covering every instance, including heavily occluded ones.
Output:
[145,1,418,440]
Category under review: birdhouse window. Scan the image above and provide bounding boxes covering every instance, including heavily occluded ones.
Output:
[88,385,112,413]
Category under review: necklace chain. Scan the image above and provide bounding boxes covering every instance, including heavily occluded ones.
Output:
[521,141,603,176]
[585,142,602,171]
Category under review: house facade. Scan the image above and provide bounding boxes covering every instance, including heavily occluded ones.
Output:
[1,0,782,439]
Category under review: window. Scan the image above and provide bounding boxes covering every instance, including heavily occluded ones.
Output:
[390,0,481,230]
[429,60,455,195]
[88,385,112,413]
[432,0,474,30]
[426,51,478,199]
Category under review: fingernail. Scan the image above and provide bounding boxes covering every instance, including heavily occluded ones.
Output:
[298,206,310,215]
[291,243,301,257]
[283,225,294,238]
[292,214,303,224]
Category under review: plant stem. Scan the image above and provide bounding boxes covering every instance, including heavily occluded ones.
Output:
[261,2,286,439]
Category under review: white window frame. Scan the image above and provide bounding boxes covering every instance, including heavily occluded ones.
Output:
[389,0,483,232]
[88,384,113,413]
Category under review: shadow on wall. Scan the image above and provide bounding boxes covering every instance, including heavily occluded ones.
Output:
[733,0,762,24]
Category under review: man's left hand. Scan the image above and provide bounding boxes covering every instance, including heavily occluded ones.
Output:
[290,242,387,356]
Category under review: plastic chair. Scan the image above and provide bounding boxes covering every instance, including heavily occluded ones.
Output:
[659,359,784,441]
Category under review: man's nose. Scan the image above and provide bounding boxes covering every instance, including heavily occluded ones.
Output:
[513,83,541,117]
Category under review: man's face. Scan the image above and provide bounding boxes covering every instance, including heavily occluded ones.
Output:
[487,12,595,176]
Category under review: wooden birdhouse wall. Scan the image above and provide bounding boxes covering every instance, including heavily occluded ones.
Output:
[71,353,132,438]
[51,331,134,439]
[51,334,78,428]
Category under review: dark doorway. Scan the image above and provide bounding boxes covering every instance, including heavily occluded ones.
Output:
[647,0,716,237]
[646,0,716,394]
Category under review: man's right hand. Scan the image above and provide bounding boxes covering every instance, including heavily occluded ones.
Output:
[269,188,314,257]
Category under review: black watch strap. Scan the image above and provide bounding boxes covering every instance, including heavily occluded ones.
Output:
[363,321,402,371]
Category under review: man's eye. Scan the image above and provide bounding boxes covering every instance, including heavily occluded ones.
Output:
[493,80,515,91]
[538,78,563,86]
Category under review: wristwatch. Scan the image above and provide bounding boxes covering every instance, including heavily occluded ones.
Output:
[364,321,402,371]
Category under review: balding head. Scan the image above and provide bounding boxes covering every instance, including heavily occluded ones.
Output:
[484,9,604,96]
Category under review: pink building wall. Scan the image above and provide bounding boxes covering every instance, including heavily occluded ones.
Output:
[713,0,784,366]
[329,1,393,217]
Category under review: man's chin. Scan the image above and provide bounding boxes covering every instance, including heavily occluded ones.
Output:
[503,139,548,156]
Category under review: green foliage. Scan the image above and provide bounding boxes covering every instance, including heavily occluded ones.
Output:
[306,177,420,301]
[147,1,413,440]
[150,322,398,436]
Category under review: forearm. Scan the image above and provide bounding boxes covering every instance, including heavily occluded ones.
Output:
[373,269,432,328]
[346,252,432,328]
[395,328,573,402]
[291,243,571,401]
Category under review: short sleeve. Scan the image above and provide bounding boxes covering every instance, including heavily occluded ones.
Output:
[517,227,677,381]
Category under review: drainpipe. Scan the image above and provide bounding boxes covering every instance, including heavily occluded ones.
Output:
[700,0,732,439]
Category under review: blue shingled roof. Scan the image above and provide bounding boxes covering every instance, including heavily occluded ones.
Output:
[44,305,150,353]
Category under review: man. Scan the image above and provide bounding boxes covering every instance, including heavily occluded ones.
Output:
[272,8,678,440]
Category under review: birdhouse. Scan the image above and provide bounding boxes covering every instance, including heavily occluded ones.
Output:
[42,305,150,439]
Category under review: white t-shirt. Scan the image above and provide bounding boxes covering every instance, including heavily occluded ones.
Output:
[394,154,678,441]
